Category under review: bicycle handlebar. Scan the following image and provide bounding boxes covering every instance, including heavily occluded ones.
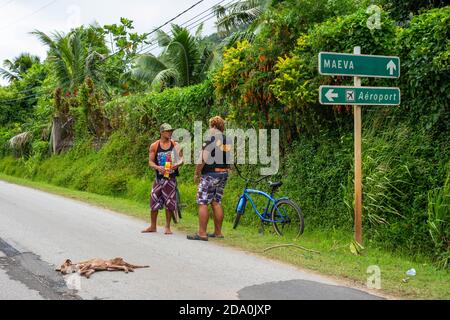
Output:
[234,164,272,185]
[256,175,271,184]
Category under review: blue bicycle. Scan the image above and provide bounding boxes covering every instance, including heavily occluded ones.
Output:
[233,165,305,237]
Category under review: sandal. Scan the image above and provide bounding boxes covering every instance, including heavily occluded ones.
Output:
[187,234,209,241]
[208,233,225,239]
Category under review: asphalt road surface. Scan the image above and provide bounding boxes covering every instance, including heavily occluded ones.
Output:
[0,180,384,300]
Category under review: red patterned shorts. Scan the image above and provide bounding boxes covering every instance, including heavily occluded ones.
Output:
[150,177,177,212]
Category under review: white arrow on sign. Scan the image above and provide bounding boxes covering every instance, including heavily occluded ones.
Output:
[387,60,397,76]
[325,89,339,102]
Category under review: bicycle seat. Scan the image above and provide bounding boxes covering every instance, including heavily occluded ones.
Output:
[269,182,283,189]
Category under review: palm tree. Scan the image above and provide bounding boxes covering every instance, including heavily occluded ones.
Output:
[131,54,178,90]
[0,53,40,82]
[31,26,107,93]
[32,26,110,153]
[131,24,213,90]
[214,0,267,36]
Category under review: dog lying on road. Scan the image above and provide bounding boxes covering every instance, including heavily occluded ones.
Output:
[56,258,149,278]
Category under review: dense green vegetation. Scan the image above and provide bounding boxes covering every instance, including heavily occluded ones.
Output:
[0,0,448,271]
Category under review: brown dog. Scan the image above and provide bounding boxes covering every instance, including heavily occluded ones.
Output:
[56,258,149,278]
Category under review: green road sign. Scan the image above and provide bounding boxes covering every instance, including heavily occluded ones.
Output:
[319,86,401,106]
[319,52,400,78]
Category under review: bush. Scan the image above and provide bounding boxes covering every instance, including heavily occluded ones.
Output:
[340,117,446,255]
[427,173,450,269]
[282,135,354,229]
[270,8,398,136]
[0,126,16,157]
[104,80,218,135]
[0,80,223,204]
[32,140,50,159]
[213,0,368,140]
[397,6,450,136]
[381,0,448,25]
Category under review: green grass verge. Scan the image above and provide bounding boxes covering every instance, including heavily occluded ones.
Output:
[0,172,448,300]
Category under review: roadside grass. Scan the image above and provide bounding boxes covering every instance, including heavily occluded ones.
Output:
[0,172,449,300]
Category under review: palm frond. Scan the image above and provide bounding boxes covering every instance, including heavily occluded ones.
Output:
[151,68,179,90]
[31,30,56,48]
[2,59,14,70]
[131,54,170,82]
[32,28,105,92]
[70,30,88,88]
[197,48,216,81]
[54,36,74,89]
[9,132,33,150]
[0,67,19,82]
[222,30,256,48]
[131,24,204,89]
[156,29,171,47]
[195,23,204,39]
[215,0,265,35]
[166,41,190,86]
[213,4,228,20]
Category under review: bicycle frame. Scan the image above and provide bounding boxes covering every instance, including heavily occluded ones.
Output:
[239,188,290,224]
[233,164,292,224]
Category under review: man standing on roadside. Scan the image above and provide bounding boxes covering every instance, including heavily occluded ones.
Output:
[143,123,183,235]
[188,116,232,241]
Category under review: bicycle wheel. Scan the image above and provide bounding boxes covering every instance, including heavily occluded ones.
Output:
[172,210,180,224]
[172,188,182,224]
[271,199,304,237]
[233,213,242,230]
[234,195,248,230]
[176,188,182,220]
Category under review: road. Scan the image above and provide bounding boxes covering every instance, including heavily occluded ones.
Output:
[0,180,383,300]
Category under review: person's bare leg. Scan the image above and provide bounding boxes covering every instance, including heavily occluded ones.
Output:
[211,201,224,237]
[165,209,173,235]
[142,211,158,233]
[198,204,209,238]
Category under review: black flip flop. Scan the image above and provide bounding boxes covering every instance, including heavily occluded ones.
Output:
[208,233,225,239]
[187,234,209,241]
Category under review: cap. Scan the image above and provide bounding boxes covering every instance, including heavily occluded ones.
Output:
[160,123,174,133]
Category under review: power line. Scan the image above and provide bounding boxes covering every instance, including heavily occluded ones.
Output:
[0,92,46,104]
[0,0,16,11]
[107,0,206,60]
[0,0,214,99]
[0,0,58,31]
[142,0,206,38]
[138,0,237,56]
[0,0,235,102]
[0,0,236,103]
[139,13,216,56]
[120,0,231,57]
[179,0,227,27]
[139,0,238,55]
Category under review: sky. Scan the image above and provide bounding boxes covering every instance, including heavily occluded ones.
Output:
[0,0,223,86]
